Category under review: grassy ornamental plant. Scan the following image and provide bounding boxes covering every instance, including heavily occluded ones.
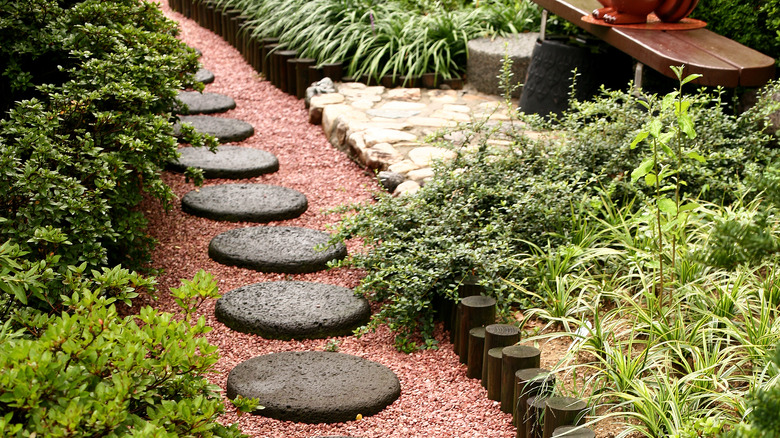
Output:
[209,0,540,81]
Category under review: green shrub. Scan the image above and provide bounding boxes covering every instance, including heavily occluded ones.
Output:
[728,344,780,437]
[0,0,214,275]
[334,78,780,350]
[691,0,780,63]
[0,243,245,437]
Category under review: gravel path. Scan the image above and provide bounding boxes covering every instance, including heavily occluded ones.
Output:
[143,1,517,437]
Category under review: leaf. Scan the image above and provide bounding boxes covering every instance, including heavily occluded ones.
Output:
[644,173,657,187]
[630,131,649,149]
[649,119,663,138]
[657,197,677,215]
[681,73,703,85]
[679,202,699,212]
[679,113,697,139]
[686,150,706,163]
[631,158,654,183]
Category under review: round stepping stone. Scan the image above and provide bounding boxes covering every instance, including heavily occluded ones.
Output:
[226,351,401,423]
[170,145,279,179]
[182,184,307,222]
[215,281,370,339]
[176,91,236,114]
[194,68,215,84]
[174,115,254,143]
[208,226,347,273]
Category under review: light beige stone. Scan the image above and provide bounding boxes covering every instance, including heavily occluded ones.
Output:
[351,99,376,110]
[348,121,411,132]
[380,101,428,111]
[310,93,346,107]
[363,143,403,170]
[346,132,367,158]
[393,180,421,197]
[405,116,457,128]
[386,88,421,101]
[407,167,435,182]
[364,86,386,95]
[388,159,421,175]
[408,146,457,167]
[442,104,471,113]
[431,110,471,122]
[363,128,417,146]
[322,104,354,138]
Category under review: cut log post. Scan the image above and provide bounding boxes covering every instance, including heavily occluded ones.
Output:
[542,397,587,438]
[295,58,316,99]
[259,38,280,76]
[501,345,541,413]
[466,327,486,379]
[277,50,298,93]
[487,347,504,400]
[515,368,555,433]
[457,295,496,363]
[451,276,486,350]
[524,395,548,438]
[321,62,343,82]
[262,43,279,83]
[482,324,520,387]
[308,65,324,85]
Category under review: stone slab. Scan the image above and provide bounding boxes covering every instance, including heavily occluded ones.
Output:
[182,184,307,222]
[215,281,370,339]
[226,351,401,423]
[176,91,237,114]
[170,145,279,179]
[194,68,215,84]
[208,226,347,273]
[174,115,254,143]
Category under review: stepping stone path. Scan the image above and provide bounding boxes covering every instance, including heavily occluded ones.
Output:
[182,184,308,222]
[226,351,401,423]
[172,40,400,427]
[170,145,279,179]
[208,226,346,274]
[176,91,236,114]
[215,281,370,339]
[174,115,254,143]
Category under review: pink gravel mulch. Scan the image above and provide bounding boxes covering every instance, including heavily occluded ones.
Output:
[143,1,518,437]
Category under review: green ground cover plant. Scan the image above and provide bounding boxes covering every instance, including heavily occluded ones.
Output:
[208,0,540,81]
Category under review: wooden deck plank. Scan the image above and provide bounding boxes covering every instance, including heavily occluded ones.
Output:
[530,0,775,87]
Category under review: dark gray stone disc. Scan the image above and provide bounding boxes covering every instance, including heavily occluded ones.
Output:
[194,68,215,84]
[208,226,346,273]
[176,91,236,114]
[182,184,307,222]
[226,351,401,423]
[174,115,254,143]
[215,281,370,339]
[170,145,279,179]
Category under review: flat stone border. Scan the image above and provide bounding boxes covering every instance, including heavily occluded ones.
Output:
[182,184,308,222]
[174,115,254,143]
[215,281,370,339]
[170,145,279,179]
[226,351,401,423]
[208,226,347,273]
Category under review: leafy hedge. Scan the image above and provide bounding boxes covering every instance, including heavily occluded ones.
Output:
[0,242,245,438]
[0,0,213,278]
[333,80,780,350]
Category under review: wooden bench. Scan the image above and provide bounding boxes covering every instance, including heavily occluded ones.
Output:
[531,0,776,87]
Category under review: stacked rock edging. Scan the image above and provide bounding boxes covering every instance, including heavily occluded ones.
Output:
[226,351,401,423]
[214,281,370,339]
[181,184,308,222]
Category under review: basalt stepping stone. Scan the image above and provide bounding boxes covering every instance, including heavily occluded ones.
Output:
[194,68,215,84]
[226,351,401,423]
[182,184,307,222]
[215,281,370,339]
[176,91,236,114]
[174,115,254,143]
[208,226,346,273]
[170,145,279,179]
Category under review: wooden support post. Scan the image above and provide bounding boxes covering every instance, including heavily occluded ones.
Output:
[482,324,520,387]
[515,368,555,434]
[295,58,316,99]
[456,296,496,363]
[277,50,298,93]
[466,327,486,379]
[212,4,223,35]
[259,38,279,76]
[501,345,541,413]
[287,58,300,96]
[321,62,343,82]
[542,397,587,438]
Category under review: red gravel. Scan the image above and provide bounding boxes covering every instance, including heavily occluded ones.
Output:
[143,1,518,437]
